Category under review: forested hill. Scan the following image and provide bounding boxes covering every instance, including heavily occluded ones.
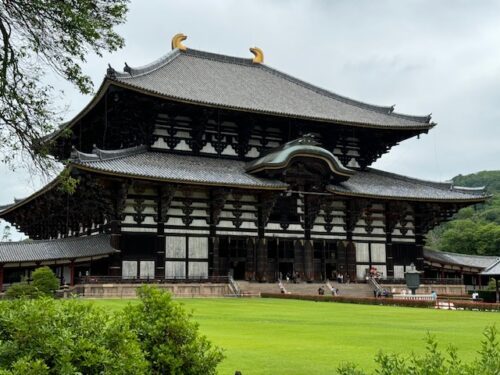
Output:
[425,170,500,256]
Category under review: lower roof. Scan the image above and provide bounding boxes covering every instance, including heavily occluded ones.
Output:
[71,146,287,190]
[327,168,487,202]
[0,234,117,264]
[424,248,498,270]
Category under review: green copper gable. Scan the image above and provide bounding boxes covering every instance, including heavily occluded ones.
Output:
[245,134,354,180]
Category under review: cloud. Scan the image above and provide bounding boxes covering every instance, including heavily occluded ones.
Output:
[1,0,499,238]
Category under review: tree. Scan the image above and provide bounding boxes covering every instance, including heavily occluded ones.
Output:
[124,285,225,375]
[1,224,11,241]
[0,0,128,170]
[0,297,148,374]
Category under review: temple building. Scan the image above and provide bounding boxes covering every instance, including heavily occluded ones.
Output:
[0,34,489,289]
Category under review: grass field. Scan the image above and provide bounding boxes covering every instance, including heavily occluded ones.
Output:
[94,298,500,375]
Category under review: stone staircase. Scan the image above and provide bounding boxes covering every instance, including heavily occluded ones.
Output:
[236,280,373,298]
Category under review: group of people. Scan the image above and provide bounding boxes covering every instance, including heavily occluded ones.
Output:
[335,272,350,284]
[283,272,301,284]
[318,285,339,296]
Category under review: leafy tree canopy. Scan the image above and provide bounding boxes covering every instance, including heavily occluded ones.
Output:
[0,0,128,170]
[426,170,500,256]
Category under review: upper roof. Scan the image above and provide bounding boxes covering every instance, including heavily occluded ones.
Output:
[103,47,433,130]
[245,134,354,180]
[424,248,498,270]
[0,234,116,264]
[71,145,287,190]
[327,168,488,202]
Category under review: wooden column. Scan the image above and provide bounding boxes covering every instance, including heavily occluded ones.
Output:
[0,263,4,292]
[245,238,256,281]
[303,240,314,282]
[256,238,267,282]
[384,203,395,278]
[69,260,75,287]
[496,278,499,304]
[109,219,122,277]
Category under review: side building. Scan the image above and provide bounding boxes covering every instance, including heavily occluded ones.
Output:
[0,35,488,289]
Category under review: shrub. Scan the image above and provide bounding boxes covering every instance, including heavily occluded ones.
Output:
[0,297,147,374]
[31,266,59,296]
[260,293,436,308]
[337,326,500,374]
[124,285,225,375]
[4,281,39,299]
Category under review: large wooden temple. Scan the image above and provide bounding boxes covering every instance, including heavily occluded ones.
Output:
[0,34,488,289]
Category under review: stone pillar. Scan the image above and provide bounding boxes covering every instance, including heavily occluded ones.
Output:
[256,238,267,282]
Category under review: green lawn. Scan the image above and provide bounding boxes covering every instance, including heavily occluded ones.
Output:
[94,298,500,375]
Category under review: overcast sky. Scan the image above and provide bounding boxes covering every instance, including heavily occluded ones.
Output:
[1,0,499,239]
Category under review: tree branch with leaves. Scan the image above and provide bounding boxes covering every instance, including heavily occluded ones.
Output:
[0,0,128,172]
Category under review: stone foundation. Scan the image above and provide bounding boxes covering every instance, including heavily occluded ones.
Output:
[79,283,231,298]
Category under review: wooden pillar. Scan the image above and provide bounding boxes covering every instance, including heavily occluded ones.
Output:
[303,240,314,282]
[0,263,3,292]
[256,238,267,282]
[210,237,220,277]
[496,278,499,304]
[245,238,256,281]
[109,219,122,277]
[69,260,75,287]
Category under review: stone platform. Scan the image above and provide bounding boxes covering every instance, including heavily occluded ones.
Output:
[78,283,231,298]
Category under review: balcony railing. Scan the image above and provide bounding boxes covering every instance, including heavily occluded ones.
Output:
[76,275,230,285]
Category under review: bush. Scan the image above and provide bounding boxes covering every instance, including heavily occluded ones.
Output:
[31,266,59,296]
[4,281,39,299]
[337,326,500,374]
[0,297,147,374]
[124,285,225,375]
[260,293,436,308]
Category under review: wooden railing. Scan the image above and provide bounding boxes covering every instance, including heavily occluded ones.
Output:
[378,278,463,285]
[76,275,230,285]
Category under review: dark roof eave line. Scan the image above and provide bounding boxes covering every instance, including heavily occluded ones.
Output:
[71,163,289,191]
[109,80,435,131]
[0,176,63,217]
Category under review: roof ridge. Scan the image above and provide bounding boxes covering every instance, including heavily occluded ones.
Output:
[0,234,107,247]
[113,49,182,79]
[71,145,147,163]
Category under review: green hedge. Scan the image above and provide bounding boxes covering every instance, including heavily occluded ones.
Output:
[260,293,435,308]
[261,293,500,311]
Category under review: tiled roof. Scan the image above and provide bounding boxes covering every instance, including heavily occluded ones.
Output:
[424,248,498,269]
[107,48,433,130]
[0,234,116,264]
[481,259,500,276]
[71,146,287,189]
[327,169,488,202]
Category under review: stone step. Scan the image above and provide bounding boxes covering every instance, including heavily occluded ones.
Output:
[236,281,373,298]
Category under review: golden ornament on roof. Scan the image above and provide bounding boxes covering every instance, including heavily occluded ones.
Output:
[250,47,264,64]
[171,33,187,51]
